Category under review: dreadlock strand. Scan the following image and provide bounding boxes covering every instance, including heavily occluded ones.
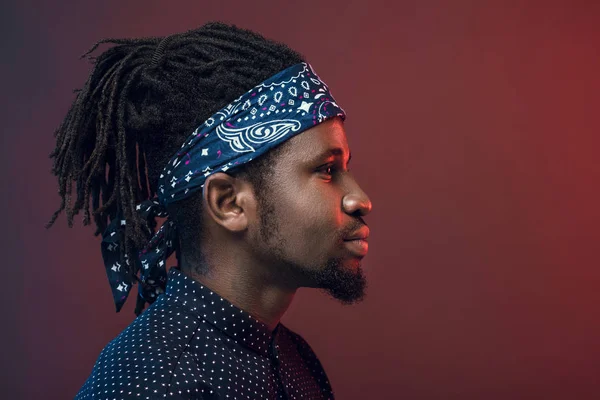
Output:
[94,163,117,218]
[78,59,146,220]
[68,79,113,215]
[119,66,150,239]
[90,46,154,98]
[92,176,109,235]
[65,172,75,226]
[137,142,149,200]
[81,37,159,61]
[89,175,102,227]
[111,75,150,273]
[45,193,66,228]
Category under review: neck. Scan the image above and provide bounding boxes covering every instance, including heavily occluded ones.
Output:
[181,254,296,332]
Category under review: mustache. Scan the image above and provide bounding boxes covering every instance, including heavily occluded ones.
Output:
[338,217,368,240]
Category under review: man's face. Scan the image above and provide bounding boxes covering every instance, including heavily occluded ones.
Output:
[248,117,372,304]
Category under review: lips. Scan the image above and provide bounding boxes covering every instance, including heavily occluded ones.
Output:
[343,238,369,256]
[344,226,370,241]
[343,226,370,256]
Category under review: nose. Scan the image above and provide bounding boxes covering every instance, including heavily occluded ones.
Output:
[342,184,372,217]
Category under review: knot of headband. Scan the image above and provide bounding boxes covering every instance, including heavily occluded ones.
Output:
[101,62,346,314]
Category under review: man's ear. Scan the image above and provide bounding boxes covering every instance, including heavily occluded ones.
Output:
[202,172,254,232]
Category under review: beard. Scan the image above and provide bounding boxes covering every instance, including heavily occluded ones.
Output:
[308,256,367,304]
[256,194,367,304]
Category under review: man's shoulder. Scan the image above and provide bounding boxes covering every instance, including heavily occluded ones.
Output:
[75,296,205,399]
[109,294,202,354]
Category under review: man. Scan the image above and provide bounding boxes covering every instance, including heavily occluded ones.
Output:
[48,22,372,399]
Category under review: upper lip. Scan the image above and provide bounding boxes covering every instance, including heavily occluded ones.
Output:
[344,227,370,241]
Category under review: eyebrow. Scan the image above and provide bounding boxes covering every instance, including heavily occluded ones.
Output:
[313,148,352,164]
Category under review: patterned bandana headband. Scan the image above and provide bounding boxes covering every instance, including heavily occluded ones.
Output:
[101,62,346,315]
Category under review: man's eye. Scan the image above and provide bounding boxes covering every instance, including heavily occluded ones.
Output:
[318,165,335,176]
[318,164,350,177]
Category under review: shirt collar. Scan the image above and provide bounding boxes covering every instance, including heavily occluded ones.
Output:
[164,267,277,357]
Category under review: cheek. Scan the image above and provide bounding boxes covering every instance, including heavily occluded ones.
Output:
[278,184,342,244]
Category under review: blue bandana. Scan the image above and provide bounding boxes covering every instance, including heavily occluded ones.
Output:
[101,62,346,314]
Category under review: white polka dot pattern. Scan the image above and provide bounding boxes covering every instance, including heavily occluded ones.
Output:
[75,268,334,399]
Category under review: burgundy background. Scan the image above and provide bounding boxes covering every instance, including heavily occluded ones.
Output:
[2,0,600,399]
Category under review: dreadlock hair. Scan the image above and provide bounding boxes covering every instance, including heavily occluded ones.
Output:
[47,22,304,279]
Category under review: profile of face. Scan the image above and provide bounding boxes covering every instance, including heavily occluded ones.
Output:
[247,117,373,304]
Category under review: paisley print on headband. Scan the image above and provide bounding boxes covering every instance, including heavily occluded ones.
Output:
[217,120,301,153]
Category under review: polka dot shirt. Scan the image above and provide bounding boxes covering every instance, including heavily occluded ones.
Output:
[75,267,334,399]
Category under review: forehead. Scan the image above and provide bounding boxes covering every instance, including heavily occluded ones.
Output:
[282,117,350,162]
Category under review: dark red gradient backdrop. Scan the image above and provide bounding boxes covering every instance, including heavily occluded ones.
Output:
[2,1,600,399]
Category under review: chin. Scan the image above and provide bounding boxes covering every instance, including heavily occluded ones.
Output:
[313,258,367,304]
[343,258,363,271]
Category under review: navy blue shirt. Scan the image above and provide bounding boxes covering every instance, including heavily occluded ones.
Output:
[75,267,334,399]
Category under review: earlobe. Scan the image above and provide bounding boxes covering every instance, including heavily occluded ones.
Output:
[203,173,250,232]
